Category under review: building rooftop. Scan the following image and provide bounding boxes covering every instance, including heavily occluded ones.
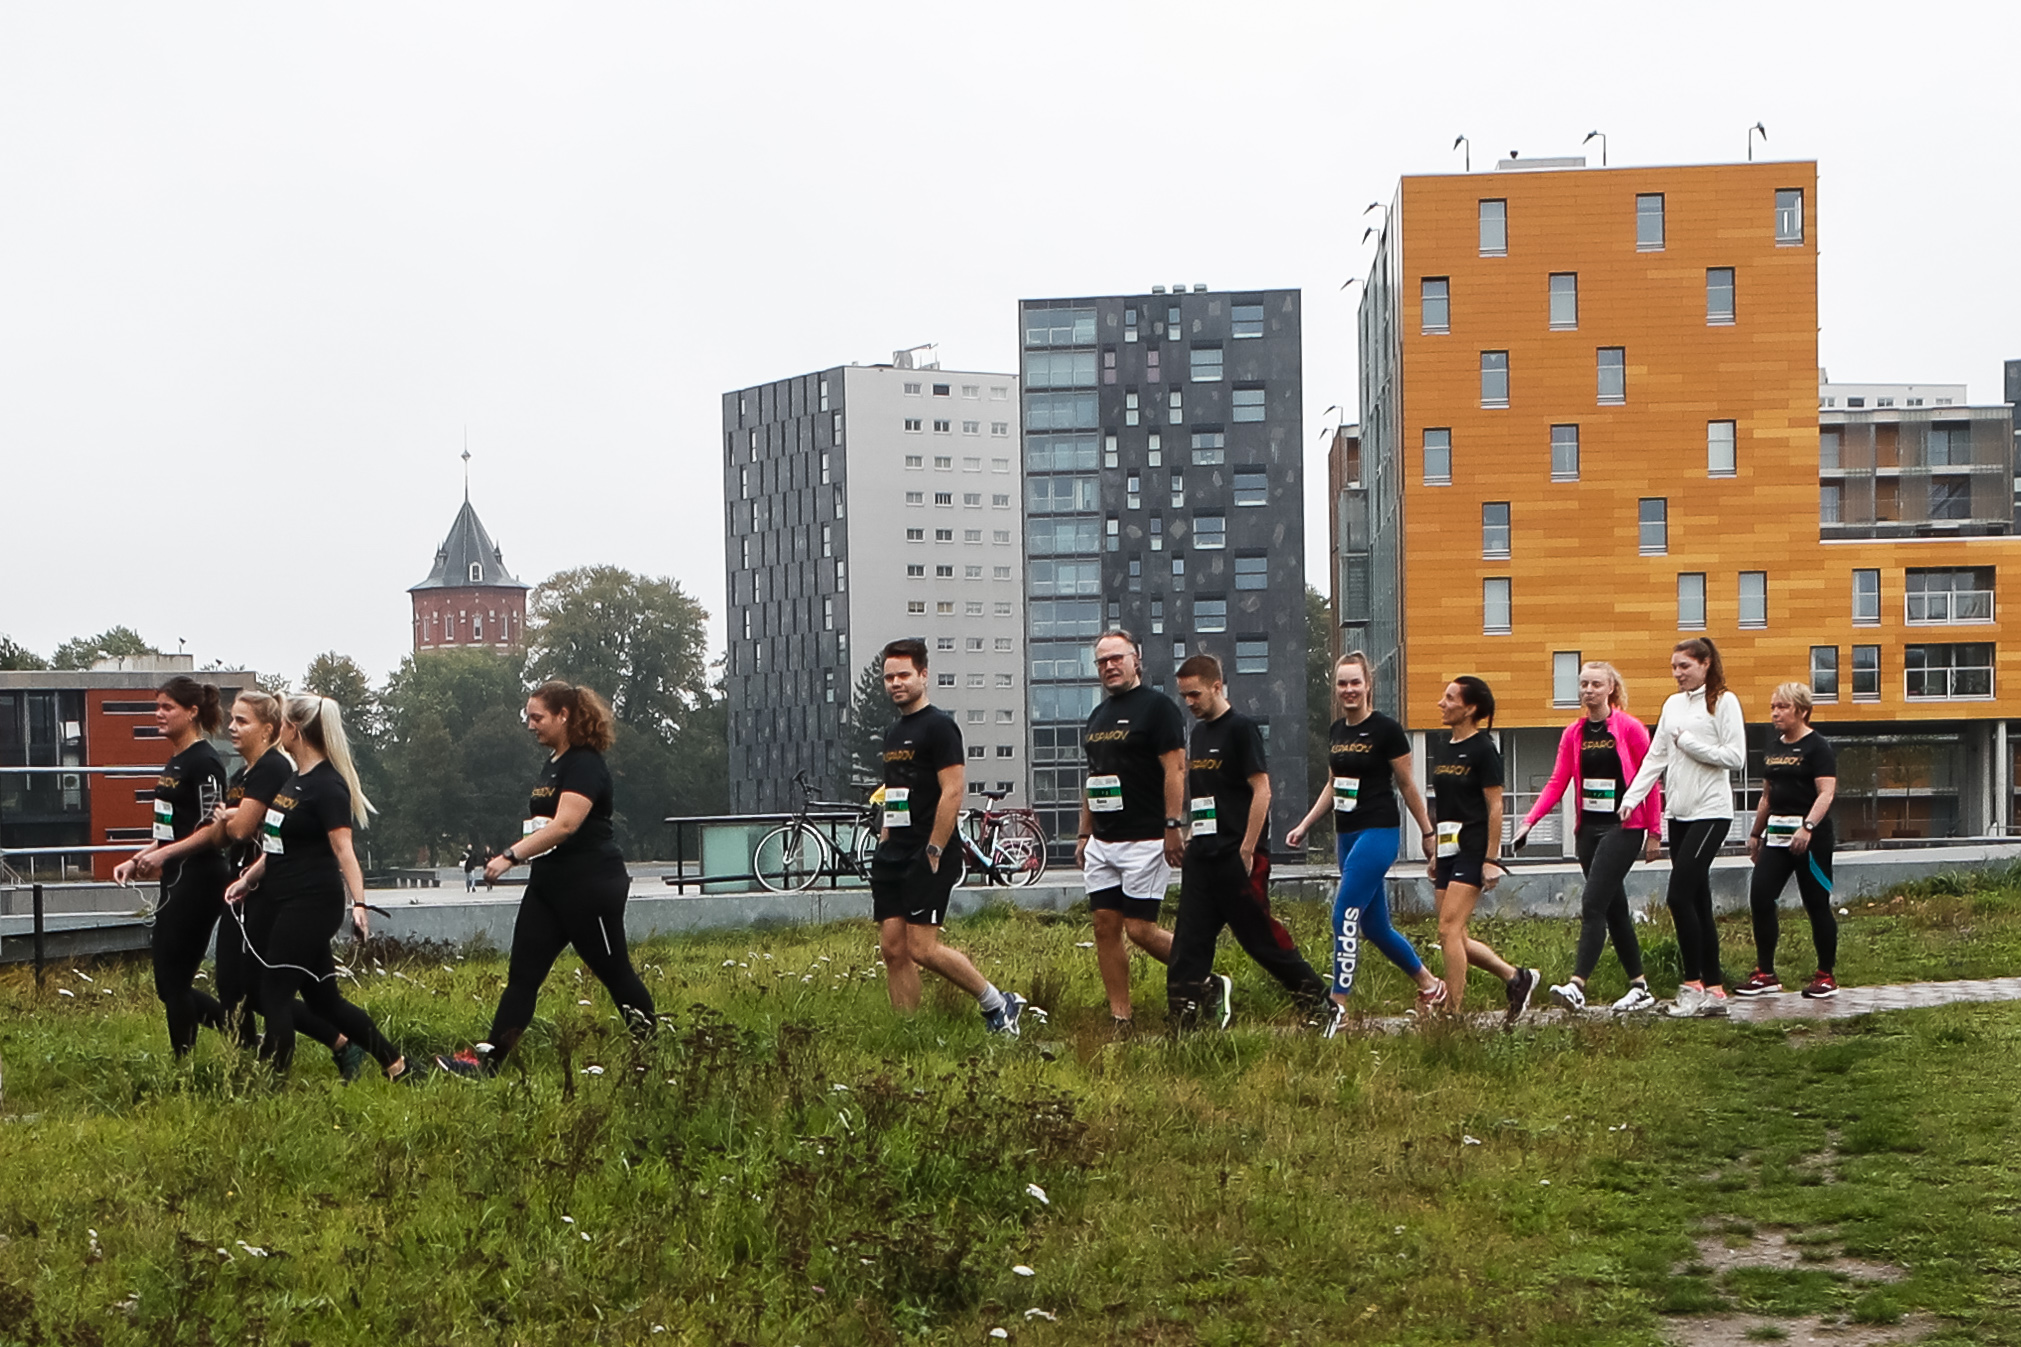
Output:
[409,499,527,592]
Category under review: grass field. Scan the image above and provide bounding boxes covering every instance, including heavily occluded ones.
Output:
[3,870,2020,1346]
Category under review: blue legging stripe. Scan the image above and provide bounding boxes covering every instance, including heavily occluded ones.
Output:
[1332,826,1424,994]
[1808,852,1833,894]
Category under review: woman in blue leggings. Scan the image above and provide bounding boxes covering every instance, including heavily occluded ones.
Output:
[1287,652,1444,1035]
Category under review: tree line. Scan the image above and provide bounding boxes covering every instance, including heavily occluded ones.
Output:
[0,567,729,866]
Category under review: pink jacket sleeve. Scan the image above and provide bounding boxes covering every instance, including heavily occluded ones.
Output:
[1520,720,1583,831]
[1615,711,1663,832]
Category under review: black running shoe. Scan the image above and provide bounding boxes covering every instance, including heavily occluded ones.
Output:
[333,1042,368,1085]
[1505,968,1540,1025]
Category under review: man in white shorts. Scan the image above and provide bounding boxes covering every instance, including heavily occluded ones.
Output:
[1077,630,1187,1028]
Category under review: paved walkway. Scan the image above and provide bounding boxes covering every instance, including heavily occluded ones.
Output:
[1720,975,2021,1021]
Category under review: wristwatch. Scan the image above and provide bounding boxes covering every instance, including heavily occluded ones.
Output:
[1799,819,1815,832]
[1165,817,1184,829]
[925,843,943,859]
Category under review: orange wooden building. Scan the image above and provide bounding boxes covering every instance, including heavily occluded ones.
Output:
[1346,159,2021,843]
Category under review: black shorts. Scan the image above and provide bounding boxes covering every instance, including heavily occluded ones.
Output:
[870,845,958,926]
[1088,887,1165,922]
[1434,850,1490,890]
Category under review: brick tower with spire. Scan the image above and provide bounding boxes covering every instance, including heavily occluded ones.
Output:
[410,460,530,652]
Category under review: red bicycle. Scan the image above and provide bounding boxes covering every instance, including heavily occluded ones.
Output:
[954,788,1049,888]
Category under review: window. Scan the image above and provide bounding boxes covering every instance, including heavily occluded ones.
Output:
[967,744,984,758]
[1708,420,1736,476]
[1552,651,1581,706]
[993,566,1011,579]
[1677,573,1706,629]
[820,523,832,557]
[471,614,483,640]
[1906,643,1993,699]
[963,529,982,544]
[962,421,980,435]
[1421,278,1450,333]
[1232,303,1264,338]
[819,450,832,484]
[905,526,923,543]
[991,385,1008,400]
[932,384,950,397]
[1423,428,1452,484]
[933,491,953,506]
[1597,348,1626,404]
[904,381,922,395]
[963,492,981,507]
[935,564,954,578]
[993,529,1010,544]
[1023,306,1096,347]
[1190,346,1223,382]
[1930,478,1972,520]
[1233,555,1268,590]
[1104,433,1119,467]
[1483,578,1512,634]
[1169,388,1185,423]
[994,638,1014,653]
[905,418,922,432]
[1853,645,1880,701]
[1550,424,1579,481]
[1170,473,1184,508]
[1147,433,1162,466]
[1850,570,1881,624]
[1811,646,1839,701]
[1233,470,1267,506]
[936,600,955,615]
[1478,198,1507,255]
[991,457,1009,472]
[1906,568,1995,624]
[1194,514,1226,549]
[1231,387,1265,422]
[933,419,951,434]
[1739,571,1768,628]
[906,564,925,578]
[1480,351,1510,407]
[1690,269,1738,336]
[1482,501,1511,558]
[962,456,980,471]
[1235,639,1269,675]
[996,669,1014,683]
[905,454,923,469]
[1820,483,1842,524]
[1775,189,1804,245]
[1636,193,1664,250]
[966,637,985,652]
[1024,351,1096,389]
[1192,430,1226,464]
[908,599,925,614]
[992,492,1011,507]
[990,421,1009,436]
[1639,498,1667,554]
[1149,512,1164,551]
[1927,423,1972,466]
[1027,476,1097,515]
[1195,597,1228,633]
[1548,273,1578,329]
[965,565,982,579]
[933,455,952,470]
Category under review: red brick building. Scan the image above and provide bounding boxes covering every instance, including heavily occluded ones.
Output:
[409,496,530,653]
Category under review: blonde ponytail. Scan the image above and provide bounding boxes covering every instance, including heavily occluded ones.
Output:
[286,696,375,826]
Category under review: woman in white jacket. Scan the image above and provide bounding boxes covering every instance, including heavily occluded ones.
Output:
[1619,638,1745,1018]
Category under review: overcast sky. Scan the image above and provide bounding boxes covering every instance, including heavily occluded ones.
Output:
[3,2,2015,683]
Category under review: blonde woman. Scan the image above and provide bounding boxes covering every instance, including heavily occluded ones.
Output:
[226,697,413,1080]
[1737,683,1840,1000]
[1511,663,1661,1014]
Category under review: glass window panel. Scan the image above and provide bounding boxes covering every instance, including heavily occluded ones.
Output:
[1550,424,1579,481]
[1421,278,1449,333]
[1678,573,1707,629]
[1480,351,1509,407]
[1708,420,1737,476]
[1483,578,1511,634]
[1423,428,1451,484]
[1549,273,1578,329]
[1636,193,1664,249]
[1478,199,1507,254]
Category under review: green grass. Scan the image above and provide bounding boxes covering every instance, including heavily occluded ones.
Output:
[3,880,2021,1344]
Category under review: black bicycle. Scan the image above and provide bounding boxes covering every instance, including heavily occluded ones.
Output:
[751,771,881,893]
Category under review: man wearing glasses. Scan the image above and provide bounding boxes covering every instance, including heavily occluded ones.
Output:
[1077,630,1187,1029]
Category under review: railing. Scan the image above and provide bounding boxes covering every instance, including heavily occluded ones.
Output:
[657,810,867,893]
[1906,590,1993,623]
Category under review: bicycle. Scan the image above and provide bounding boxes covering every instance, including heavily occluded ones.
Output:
[953,788,1049,888]
[750,771,882,893]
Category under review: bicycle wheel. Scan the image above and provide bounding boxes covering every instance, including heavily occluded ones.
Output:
[752,822,828,893]
[852,812,880,870]
[990,814,1049,887]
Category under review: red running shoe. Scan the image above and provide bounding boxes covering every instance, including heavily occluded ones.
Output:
[1733,967,1784,998]
[1801,971,1839,1000]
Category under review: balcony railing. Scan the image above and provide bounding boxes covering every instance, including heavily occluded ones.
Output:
[1906,590,1993,624]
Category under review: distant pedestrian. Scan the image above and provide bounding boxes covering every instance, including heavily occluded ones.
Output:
[1736,683,1841,1001]
[463,843,481,892]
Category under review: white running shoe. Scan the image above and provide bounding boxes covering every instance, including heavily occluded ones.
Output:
[1697,990,1731,1018]
[1322,1002,1350,1040]
[1549,980,1587,1012]
[1611,984,1658,1014]
[1214,974,1234,1030]
[1667,984,1705,1018]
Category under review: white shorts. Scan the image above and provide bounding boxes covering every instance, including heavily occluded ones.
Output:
[1082,837,1173,903]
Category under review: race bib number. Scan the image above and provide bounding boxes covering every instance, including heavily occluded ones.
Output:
[1765,815,1803,848]
[1436,821,1463,858]
[1086,774,1123,813]
[1189,796,1218,837]
[260,808,285,856]
[883,787,911,830]
[1333,776,1360,813]
[152,797,175,842]
[1581,778,1618,813]
[522,818,541,837]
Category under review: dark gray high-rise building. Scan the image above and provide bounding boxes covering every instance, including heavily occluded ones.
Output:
[1017,288,1308,853]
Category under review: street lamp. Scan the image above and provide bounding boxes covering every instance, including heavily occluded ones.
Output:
[1452,134,1469,172]
[1583,129,1607,167]
[1748,121,1767,162]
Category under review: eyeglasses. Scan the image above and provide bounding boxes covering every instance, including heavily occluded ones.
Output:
[1094,654,1132,667]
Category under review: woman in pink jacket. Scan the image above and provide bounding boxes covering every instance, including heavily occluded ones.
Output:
[1510,663,1662,1014]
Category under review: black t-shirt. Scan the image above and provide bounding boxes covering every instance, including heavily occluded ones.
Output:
[153,740,226,846]
[1430,731,1504,858]
[1082,683,1187,842]
[1578,718,1627,826]
[528,747,623,865]
[1185,708,1269,860]
[226,749,293,872]
[880,704,964,853]
[1762,731,1838,821]
[1327,711,1412,833]
[259,761,353,899]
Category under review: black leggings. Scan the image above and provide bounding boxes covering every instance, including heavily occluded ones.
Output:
[1168,849,1328,1023]
[1666,817,1730,988]
[152,857,230,1057]
[229,897,344,1055]
[256,890,400,1075]
[486,859,655,1061]
[1749,826,1837,974]
[1572,822,1646,982]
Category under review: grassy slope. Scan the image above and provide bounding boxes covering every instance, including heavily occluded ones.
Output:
[1,874,2018,1346]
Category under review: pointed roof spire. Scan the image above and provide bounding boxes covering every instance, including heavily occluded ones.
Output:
[410,496,528,592]
[462,430,472,503]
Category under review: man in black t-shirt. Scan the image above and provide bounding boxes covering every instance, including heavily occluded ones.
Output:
[1079,629,1186,1028]
[870,638,1027,1034]
[1166,655,1329,1028]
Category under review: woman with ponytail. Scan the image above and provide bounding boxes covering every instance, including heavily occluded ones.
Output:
[112,677,232,1057]
[441,680,655,1076]
[225,696,414,1080]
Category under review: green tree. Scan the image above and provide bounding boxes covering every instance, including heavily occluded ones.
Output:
[51,626,156,670]
[524,566,728,853]
[373,648,538,866]
[302,652,386,816]
[0,636,48,670]
[848,657,891,786]
[1306,586,1335,812]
